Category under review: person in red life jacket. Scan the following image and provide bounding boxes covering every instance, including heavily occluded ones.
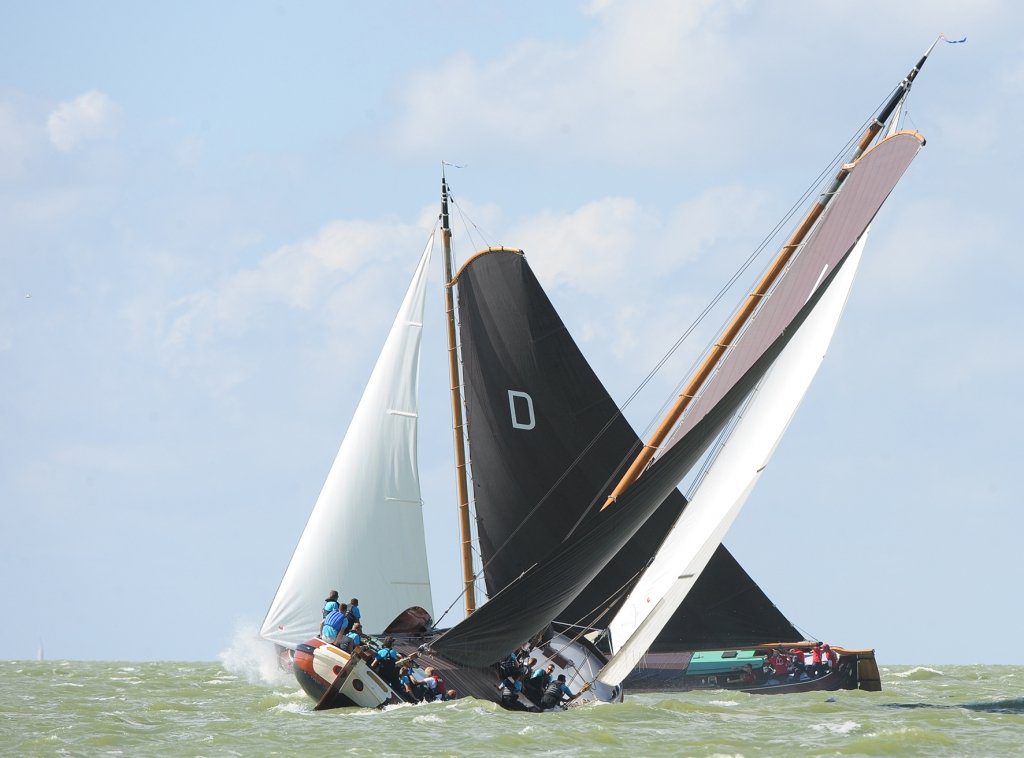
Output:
[823,643,838,669]
[741,663,757,685]
[413,666,445,702]
[810,643,824,677]
[789,647,807,678]
[770,650,789,676]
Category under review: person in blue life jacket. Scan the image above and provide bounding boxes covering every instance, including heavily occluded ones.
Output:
[338,622,363,652]
[539,674,590,710]
[371,636,402,688]
[320,608,349,643]
[396,665,417,702]
[524,662,554,704]
[347,598,361,627]
[323,590,340,618]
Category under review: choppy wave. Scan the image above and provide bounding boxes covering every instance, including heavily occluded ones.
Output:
[3,662,1022,756]
[889,666,944,679]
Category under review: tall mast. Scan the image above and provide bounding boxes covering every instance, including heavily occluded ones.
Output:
[602,44,937,510]
[441,174,477,616]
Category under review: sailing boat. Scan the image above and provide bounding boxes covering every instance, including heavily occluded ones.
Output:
[260,43,936,708]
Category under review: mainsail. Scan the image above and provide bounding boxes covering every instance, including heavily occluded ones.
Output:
[431,259,842,667]
[454,248,800,647]
[260,238,435,648]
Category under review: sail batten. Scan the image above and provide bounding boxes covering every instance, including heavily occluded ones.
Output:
[260,237,435,648]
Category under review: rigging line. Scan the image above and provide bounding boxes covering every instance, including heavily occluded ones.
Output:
[457,102,879,599]
[450,193,498,249]
[558,94,894,541]
[561,569,638,635]
[435,85,901,619]
[451,195,484,252]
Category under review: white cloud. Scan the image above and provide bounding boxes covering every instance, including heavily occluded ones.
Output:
[389,0,749,165]
[46,90,121,152]
[157,214,437,389]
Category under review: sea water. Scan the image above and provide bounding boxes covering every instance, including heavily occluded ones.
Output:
[2,659,1021,756]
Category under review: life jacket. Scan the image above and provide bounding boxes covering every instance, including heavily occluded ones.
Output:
[498,655,518,679]
[430,676,446,700]
[811,648,822,664]
[771,655,788,675]
[323,610,347,631]
[541,680,565,705]
[499,677,518,699]
[791,649,806,664]
[323,600,340,618]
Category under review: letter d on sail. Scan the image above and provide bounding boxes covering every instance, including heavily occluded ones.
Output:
[507,390,536,430]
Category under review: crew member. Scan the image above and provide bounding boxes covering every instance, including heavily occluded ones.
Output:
[497,672,531,711]
[823,643,838,670]
[397,666,416,702]
[525,663,554,704]
[413,667,443,702]
[810,643,824,677]
[347,598,361,627]
[320,608,348,644]
[539,674,590,710]
[790,647,807,678]
[372,636,401,688]
[323,590,340,618]
[338,622,363,652]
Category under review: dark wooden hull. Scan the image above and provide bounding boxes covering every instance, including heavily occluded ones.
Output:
[623,647,881,695]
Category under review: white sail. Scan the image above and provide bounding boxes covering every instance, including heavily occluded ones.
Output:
[261,237,435,648]
[597,233,868,687]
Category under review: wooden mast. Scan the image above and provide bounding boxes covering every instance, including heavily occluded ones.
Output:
[601,47,936,511]
[441,174,477,615]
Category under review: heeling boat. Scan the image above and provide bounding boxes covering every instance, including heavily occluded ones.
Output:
[424,44,938,693]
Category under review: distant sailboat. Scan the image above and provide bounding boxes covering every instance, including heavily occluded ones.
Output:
[37,639,44,662]
[261,42,938,708]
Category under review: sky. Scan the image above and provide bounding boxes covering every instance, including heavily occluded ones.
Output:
[2,1,1021,665]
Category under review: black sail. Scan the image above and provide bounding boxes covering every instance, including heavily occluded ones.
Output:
[454,248,799,650]
[433,251,850,667]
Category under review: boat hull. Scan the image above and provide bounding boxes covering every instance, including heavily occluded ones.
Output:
[621,646,881,694]
[293,628,620,711]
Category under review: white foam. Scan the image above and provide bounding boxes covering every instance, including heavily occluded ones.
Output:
[270,702,312,715]
[413,713,444,724]
[709,700,740,707]
[218,619,292,687]
[812,720,860,735]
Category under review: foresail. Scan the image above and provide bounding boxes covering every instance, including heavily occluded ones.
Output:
[598,233,868,687]
[260,237,434,648]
